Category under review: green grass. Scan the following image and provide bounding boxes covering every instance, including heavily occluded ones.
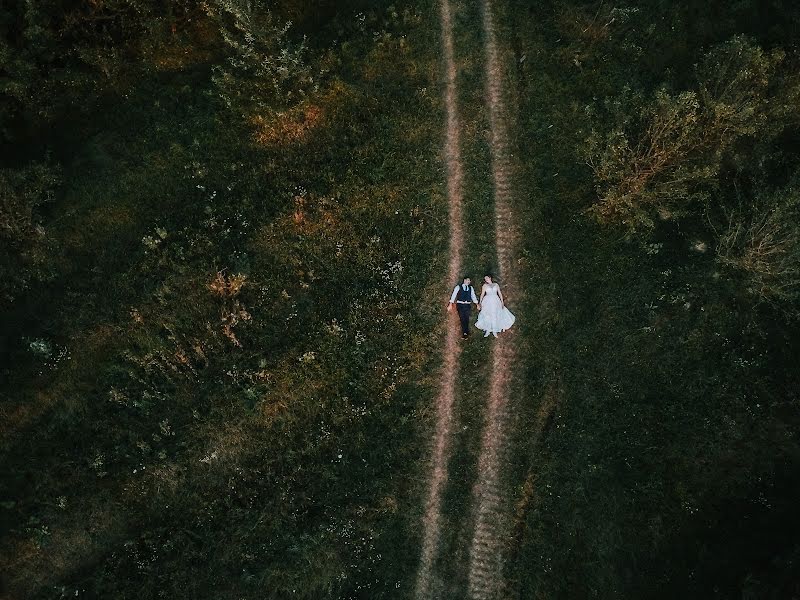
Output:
[3,1,799,598]
[0,2,456,598]
[502,1,800,598]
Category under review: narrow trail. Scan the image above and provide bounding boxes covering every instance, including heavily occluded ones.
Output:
[414,0,465,595]
[466,0,521,597]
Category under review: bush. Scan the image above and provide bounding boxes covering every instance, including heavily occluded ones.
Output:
[716,181,800,313]
[583,36,796,233]
[205,0,318,116]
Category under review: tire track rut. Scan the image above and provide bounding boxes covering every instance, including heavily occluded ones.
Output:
[467,0,521,597]
[415,0,466,595]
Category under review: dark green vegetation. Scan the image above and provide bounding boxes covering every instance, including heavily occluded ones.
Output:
[505,1,800,598]
[2,0,799,599]
[2,0,449,597]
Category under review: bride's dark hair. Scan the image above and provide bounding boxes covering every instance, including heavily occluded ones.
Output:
[485,273,495,283]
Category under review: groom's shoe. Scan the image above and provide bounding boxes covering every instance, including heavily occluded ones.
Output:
[462,332,469,339]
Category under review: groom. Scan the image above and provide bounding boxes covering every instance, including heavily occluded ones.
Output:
[448,276,480,339]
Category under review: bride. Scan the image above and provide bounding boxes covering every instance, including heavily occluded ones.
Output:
[475,274,515,337]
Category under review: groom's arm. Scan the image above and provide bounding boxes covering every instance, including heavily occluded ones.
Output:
[448,286,459,304]
[447,285,458,310]
[470,287,479,304]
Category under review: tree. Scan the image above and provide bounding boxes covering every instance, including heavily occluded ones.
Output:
[715,179,800,313]
[205,0,315,117]
[583,36,797,233]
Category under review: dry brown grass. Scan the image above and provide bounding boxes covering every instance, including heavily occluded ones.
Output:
[251,103,324,146]
[208,270,247,298]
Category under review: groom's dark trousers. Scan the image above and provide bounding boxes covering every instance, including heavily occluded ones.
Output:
[456,303,471,336]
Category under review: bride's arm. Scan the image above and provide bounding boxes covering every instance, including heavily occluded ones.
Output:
[497,285,504,306]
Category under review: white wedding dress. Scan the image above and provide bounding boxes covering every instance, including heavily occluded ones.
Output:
[475,283,515,334]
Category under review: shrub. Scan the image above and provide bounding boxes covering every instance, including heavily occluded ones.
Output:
[583,36,795,233]
[205,0,316,116]
[716,181,800,312]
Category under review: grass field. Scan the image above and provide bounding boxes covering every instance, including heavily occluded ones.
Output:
[2,0,799,598]
[504,2,800,598]
[2,2,454,597]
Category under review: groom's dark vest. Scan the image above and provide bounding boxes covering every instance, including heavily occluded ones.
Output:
[456,284,474,302]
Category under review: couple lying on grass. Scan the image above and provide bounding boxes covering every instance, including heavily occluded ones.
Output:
[448,274,515,339]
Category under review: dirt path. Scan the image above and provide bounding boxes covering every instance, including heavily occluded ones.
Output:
[466,0,521,597]
[417,0,522,596]
[414,0,465,595]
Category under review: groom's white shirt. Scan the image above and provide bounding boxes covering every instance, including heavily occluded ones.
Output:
[450,284,478,304]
